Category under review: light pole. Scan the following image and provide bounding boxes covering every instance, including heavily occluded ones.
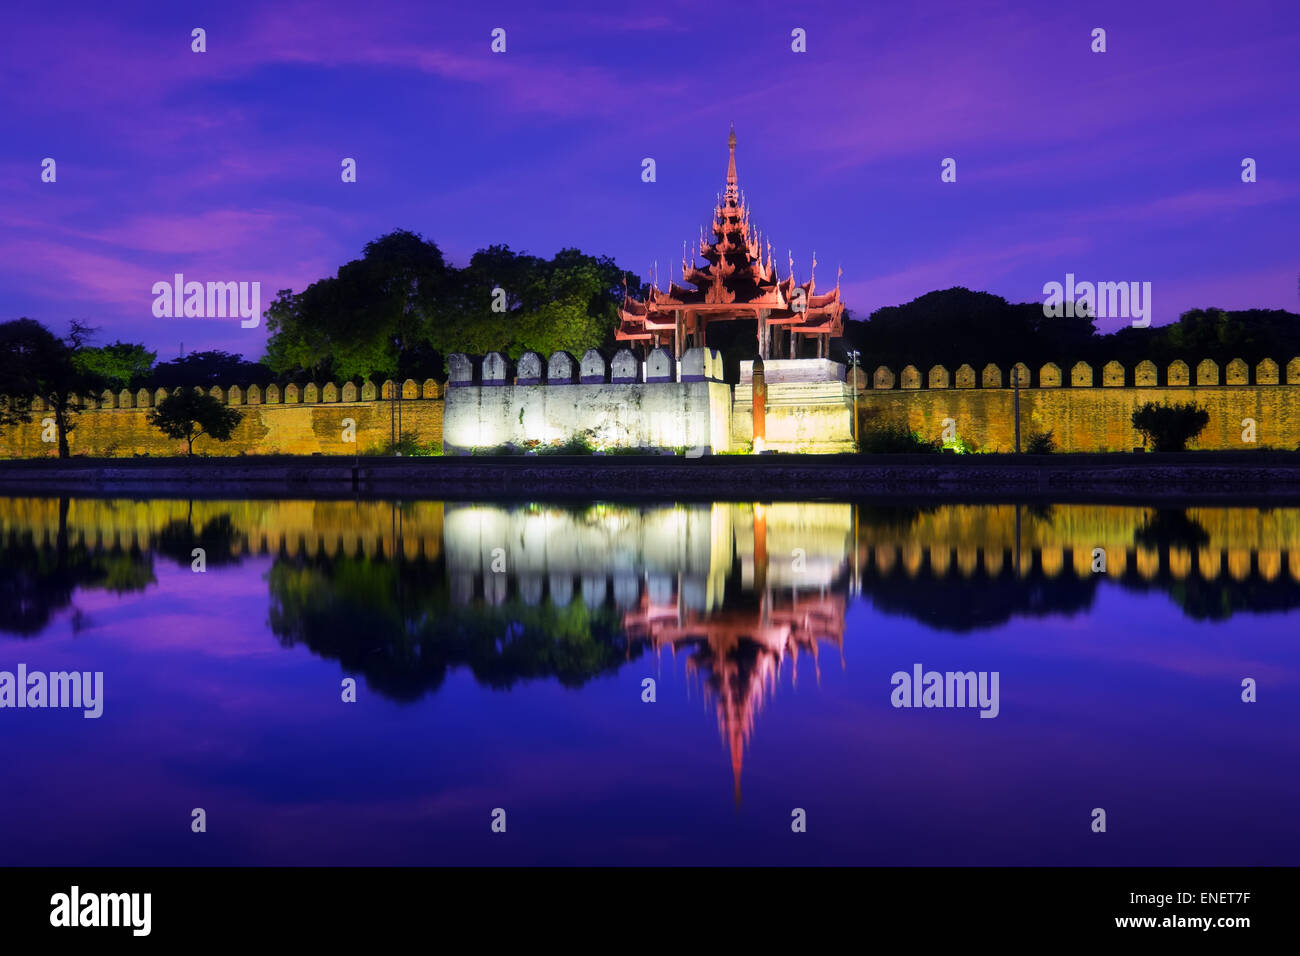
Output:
[1012,366,1021,454]
[848,349,861,449]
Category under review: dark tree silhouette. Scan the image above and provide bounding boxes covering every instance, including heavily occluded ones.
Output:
[148,389,243,456]
[0,319,103,458]
[1131,402,1210,452]
[147,350,273,389]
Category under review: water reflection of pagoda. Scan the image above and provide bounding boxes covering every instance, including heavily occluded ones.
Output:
[620,502,848,803]
[624,588,845,805]
[443,501,854,802]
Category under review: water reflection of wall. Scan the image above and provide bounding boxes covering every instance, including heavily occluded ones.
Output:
[442,502,852,611]
[3,499,1293,584]
[853,504,1300,580]
[4,496,1298,798]
[444,503,733,612]
[0,498,444,563]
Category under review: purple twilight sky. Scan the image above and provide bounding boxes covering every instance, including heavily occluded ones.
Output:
[2,0,1298,360]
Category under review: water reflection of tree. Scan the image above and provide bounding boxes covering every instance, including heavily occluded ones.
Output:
[862,544,1300,629]
[1122,509,1300,619]
[266,554,636,702]
[0,497,154,637]
[154,512,244,568]
[863,564,1099,633]
[1119,570,1300,621]
[1134,510,1211,550]
[855,504,939,532]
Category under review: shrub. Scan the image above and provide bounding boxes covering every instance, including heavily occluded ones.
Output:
[859,422,942,454]
[537,431,597,455]
[362,431,441,456]
[1131,402,1210,452]
[1026,429,1056,454]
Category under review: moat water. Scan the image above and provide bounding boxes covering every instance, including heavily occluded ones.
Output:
[1,497,1296,865]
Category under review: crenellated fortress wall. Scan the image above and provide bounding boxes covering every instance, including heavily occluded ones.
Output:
[854,356,1300,452]
[0,353,1296,457]
[0,378,444,458]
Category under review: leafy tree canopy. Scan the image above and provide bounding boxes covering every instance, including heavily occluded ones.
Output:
[263,231,640,381]
[71,341,156,390]
[838,289,1300,376]
[264,230,451,382]
[0,319,104,457]
[840,288,1097,372]
[147,350,274,389]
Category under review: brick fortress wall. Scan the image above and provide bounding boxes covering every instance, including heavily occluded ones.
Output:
[0,379,444,458]
[853,357,1300,452]
[1,355,1297,457]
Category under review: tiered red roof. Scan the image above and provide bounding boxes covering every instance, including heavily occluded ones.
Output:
[617,127,845,359]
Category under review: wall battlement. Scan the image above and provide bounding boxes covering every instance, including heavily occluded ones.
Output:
[446,346,726,388]
[443,347,732,452]
[20,377,444,412]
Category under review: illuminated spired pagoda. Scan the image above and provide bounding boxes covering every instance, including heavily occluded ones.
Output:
[617,127,845,360]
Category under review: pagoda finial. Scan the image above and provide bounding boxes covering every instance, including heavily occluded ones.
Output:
[811,250,817,286]
[725,125,738,203]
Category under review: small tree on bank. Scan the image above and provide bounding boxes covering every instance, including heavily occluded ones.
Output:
[1131,401,1209,452]
[149,390,243,456]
